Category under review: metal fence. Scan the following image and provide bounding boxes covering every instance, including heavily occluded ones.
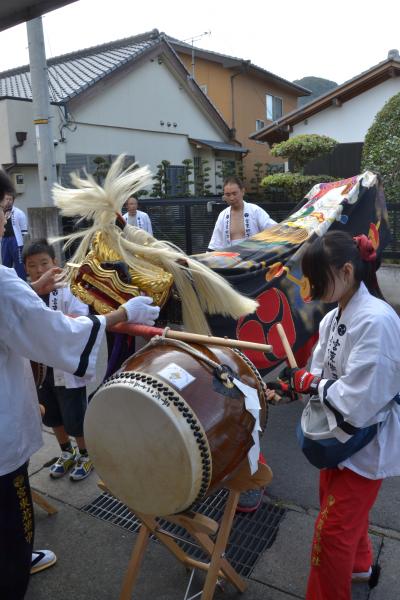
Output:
[62,196,400,260]
[135,197,400,259]
[134,197,298,255]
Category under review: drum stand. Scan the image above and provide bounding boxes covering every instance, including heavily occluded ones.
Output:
[31,490,58,515]
[100,462,272,600]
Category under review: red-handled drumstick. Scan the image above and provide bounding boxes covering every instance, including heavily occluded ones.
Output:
[109,322,273,354]
[111,323,164,338]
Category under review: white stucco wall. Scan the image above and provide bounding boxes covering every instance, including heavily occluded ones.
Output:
[11,167,41,214]
[70,57,225,143]
[0,99,64,166]
[292,78,400,142]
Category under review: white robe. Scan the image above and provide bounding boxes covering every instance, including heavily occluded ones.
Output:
[0,266,106,476]
[123,210,153,235]
[46,286,94,389]
[9,206,28,246]
[208,201,276,251]
[310,282,400,479]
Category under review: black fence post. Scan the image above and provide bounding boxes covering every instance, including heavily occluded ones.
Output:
[184,205,192,255]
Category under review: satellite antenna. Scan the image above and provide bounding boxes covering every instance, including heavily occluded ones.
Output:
[182,31,211,78]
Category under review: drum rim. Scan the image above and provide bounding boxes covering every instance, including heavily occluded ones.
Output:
[85,370,213,515]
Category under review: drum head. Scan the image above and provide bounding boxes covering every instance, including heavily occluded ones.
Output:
[84,372,212,516]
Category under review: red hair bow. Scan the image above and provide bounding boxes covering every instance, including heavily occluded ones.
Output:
[353,234,377,262]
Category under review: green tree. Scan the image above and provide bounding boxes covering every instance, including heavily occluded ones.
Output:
[177,159,194,197]
[92,155,111,184]
[361,92,400,203]
[271,134,338,174]
[151,160,171,198]
[194,159,212,196]
[215,160,245,193]
[260,172,336,201]
[250,162,266,197]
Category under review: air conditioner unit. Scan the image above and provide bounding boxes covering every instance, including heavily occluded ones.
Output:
[11,172,25,193]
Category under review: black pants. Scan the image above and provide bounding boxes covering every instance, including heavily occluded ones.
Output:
[0,463,34,600]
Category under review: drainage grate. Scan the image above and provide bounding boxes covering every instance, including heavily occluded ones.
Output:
[82,490,285,577]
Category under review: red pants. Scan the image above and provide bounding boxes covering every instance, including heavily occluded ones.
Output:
[306,467,382,600]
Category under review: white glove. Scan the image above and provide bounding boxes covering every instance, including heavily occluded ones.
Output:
[122,296,160,325]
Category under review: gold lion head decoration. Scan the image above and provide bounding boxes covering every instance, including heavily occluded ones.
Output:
[52,155,258,334]
[69,230,174,316]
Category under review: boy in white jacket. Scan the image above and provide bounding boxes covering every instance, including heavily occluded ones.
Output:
[24,239,94,481]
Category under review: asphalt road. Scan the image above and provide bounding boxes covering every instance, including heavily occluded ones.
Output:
[260,399,400,532]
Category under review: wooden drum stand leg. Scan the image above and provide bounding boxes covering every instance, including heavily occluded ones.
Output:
[199,489,245,599]
[119,522,151,600]
[118,498,246,600]
[116,462,273,600]
[31,489,58,515]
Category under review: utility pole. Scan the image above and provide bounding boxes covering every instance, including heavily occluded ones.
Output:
[26,16,57,207]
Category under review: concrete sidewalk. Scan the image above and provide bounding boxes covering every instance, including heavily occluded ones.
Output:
[26,429,400,600]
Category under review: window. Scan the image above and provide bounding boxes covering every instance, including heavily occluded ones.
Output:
[266,94,283,121]
[60,153,135,187]
[255,119,265,131]
[166,165,188,196]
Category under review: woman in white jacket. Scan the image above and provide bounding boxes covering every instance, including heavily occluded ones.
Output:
[277,230,400,600]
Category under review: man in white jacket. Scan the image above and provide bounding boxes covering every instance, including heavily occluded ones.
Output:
[208,176,276,251]
[0,166,160,600]
[123,196,153,235]
[0,191,28,279]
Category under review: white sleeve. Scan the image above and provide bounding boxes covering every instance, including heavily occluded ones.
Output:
[145,214,153,236]
[256,206,277,230]
[208,212,225,250]
[1,274,105,379]
[16,208,28,236]
[65,287,89,317]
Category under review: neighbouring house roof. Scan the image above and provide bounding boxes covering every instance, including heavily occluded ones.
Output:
[0,30,162,103]
[167,37,311,98]
[0,29,236,141]
[250,51,400,145]
[189,138,248,154]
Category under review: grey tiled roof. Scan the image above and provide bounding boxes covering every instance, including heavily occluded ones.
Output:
[0,31,160,103]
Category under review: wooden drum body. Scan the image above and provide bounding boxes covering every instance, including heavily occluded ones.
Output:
[84,342,266,516]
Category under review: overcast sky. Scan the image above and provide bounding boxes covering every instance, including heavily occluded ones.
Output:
[0,0,399,84]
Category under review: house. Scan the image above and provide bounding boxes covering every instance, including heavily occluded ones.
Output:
[250,50,400,178]
[0,30,248,211]
[168,37,310,184]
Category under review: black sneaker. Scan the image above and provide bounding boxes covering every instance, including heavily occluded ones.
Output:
[236,488,264,513]
[352,564,380,589]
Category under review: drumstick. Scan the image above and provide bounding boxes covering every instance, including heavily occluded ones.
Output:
[276,323,298,368]
[110,322,273,354]
[265,323,298,405]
